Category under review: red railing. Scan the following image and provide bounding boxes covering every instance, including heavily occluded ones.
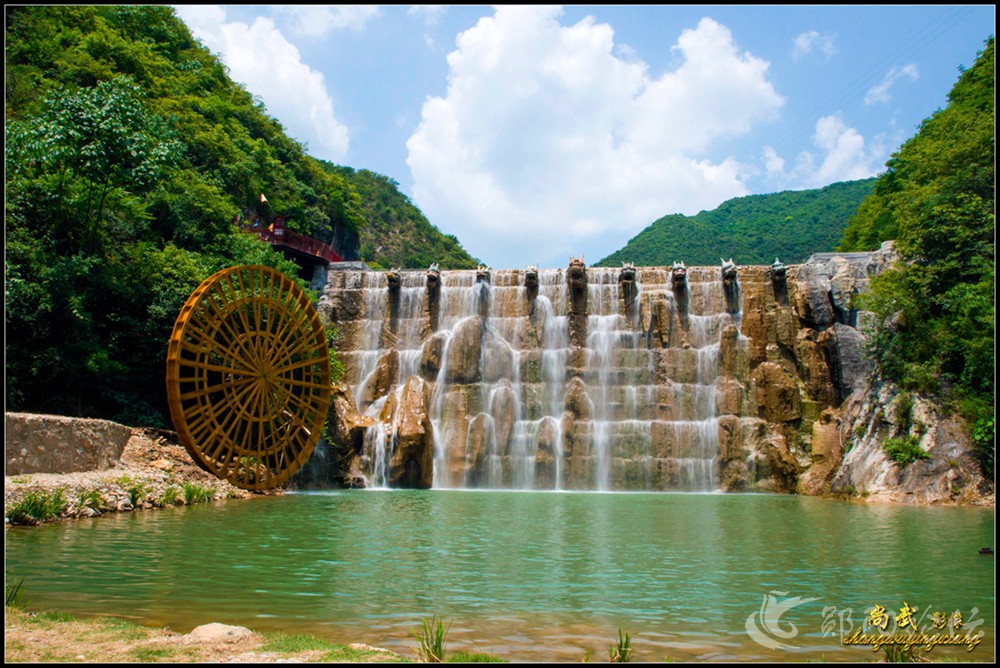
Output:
[240,215,343,264]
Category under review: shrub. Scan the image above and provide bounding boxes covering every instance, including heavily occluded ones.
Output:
[883,436,931,467]
[971,412,994,478]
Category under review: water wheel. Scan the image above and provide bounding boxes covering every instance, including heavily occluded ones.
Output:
[165,265,331,490]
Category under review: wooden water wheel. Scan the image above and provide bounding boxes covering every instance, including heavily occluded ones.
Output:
[165,265,331,490]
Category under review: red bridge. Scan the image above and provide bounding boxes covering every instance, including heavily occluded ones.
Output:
[241,215,343,265]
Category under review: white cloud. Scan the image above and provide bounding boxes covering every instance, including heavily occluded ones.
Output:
[864,64,919,105]
[764,114,879,188]
[762,146,785,176]
[408,5,446,27]
[277,6,380,37]
[407,9,784,268]
[807,114,878,185]
[792,30,837,60]
[175,5,350,162]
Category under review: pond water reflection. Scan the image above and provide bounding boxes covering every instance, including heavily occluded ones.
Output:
[5,490,994,662]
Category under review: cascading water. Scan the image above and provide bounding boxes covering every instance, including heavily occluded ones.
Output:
[342,263,746,491]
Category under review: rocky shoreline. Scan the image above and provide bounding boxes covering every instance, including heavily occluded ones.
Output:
[4,427,274,525]
[4,409,992,528]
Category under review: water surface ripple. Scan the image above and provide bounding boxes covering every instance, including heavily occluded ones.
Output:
[5,491,994,662]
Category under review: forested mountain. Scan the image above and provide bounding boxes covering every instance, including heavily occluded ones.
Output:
[596,179,876,267]
[4,5,474,426]
[326,165,479,270]
[837,38,994,473]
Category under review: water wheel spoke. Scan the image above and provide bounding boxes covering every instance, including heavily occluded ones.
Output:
[270,354,329,377]
[166,265,331,489]
[178,375,255,402]
[263,305,312,367]
[188,299,259,365]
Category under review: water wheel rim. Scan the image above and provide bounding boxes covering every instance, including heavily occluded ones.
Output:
[165,265,331,490]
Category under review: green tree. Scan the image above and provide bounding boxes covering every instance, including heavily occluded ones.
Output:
[6,76,182,253]
[848,38,994,473]
[3,5,465,426]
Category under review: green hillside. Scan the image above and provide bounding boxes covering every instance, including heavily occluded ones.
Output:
[838,38,994,474]
[326,165,479,270]
[597,179,876,267]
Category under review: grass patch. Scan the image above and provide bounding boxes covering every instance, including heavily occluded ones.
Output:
[881,642,927,662]
[127,481,150,507]
[17,608,76,627]
[413,615,451,662]
[260,632,338,653]
[608,628,634,663]
[884,435,932,467]
[260,632,408,662]
[156,486,181,508]
[88,614,154,641]
[182,481,214,504]
[446,650,508,662]
[77,488,104,511]
[319,646,410,662]
[131,647,175,661]
[6,488,68,524]
[4,606,405,663]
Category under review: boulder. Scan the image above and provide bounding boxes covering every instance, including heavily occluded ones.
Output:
[388,376,435,488]
[419,331,449,380]
[750,362,801,422]
[791,264,834,330]
[5,412,132,475]
[360,349,398,408]
[185,623,255,643]
[796,408,843,495]
[444,316,483,384]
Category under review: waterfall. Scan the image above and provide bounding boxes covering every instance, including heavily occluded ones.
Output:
[340,263,745,491]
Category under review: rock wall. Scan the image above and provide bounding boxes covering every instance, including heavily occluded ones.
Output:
[5,412,133,475]
[310,242,990,504]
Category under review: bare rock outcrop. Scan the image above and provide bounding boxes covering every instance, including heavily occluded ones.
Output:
[388,376,435,489]
[6,413,133,475]
[316,243,991,505]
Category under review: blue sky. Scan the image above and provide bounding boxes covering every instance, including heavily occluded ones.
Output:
[174,5,995,269]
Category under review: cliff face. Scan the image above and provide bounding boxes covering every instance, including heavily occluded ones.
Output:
[306,244,990,505]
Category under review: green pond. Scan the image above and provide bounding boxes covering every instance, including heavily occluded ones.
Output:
[4,490,995,662]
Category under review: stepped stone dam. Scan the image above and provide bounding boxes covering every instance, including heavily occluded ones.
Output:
[310,250,895,493]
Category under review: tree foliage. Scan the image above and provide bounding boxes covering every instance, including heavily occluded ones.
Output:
[327,165,479,270]
[597,179,876,267]
[840,38,994,473]
[4,5,469,426]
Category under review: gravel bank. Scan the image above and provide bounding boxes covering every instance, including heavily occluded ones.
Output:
[4,428,274,524]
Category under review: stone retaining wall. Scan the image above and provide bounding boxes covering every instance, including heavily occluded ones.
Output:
[5,412,133,475]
